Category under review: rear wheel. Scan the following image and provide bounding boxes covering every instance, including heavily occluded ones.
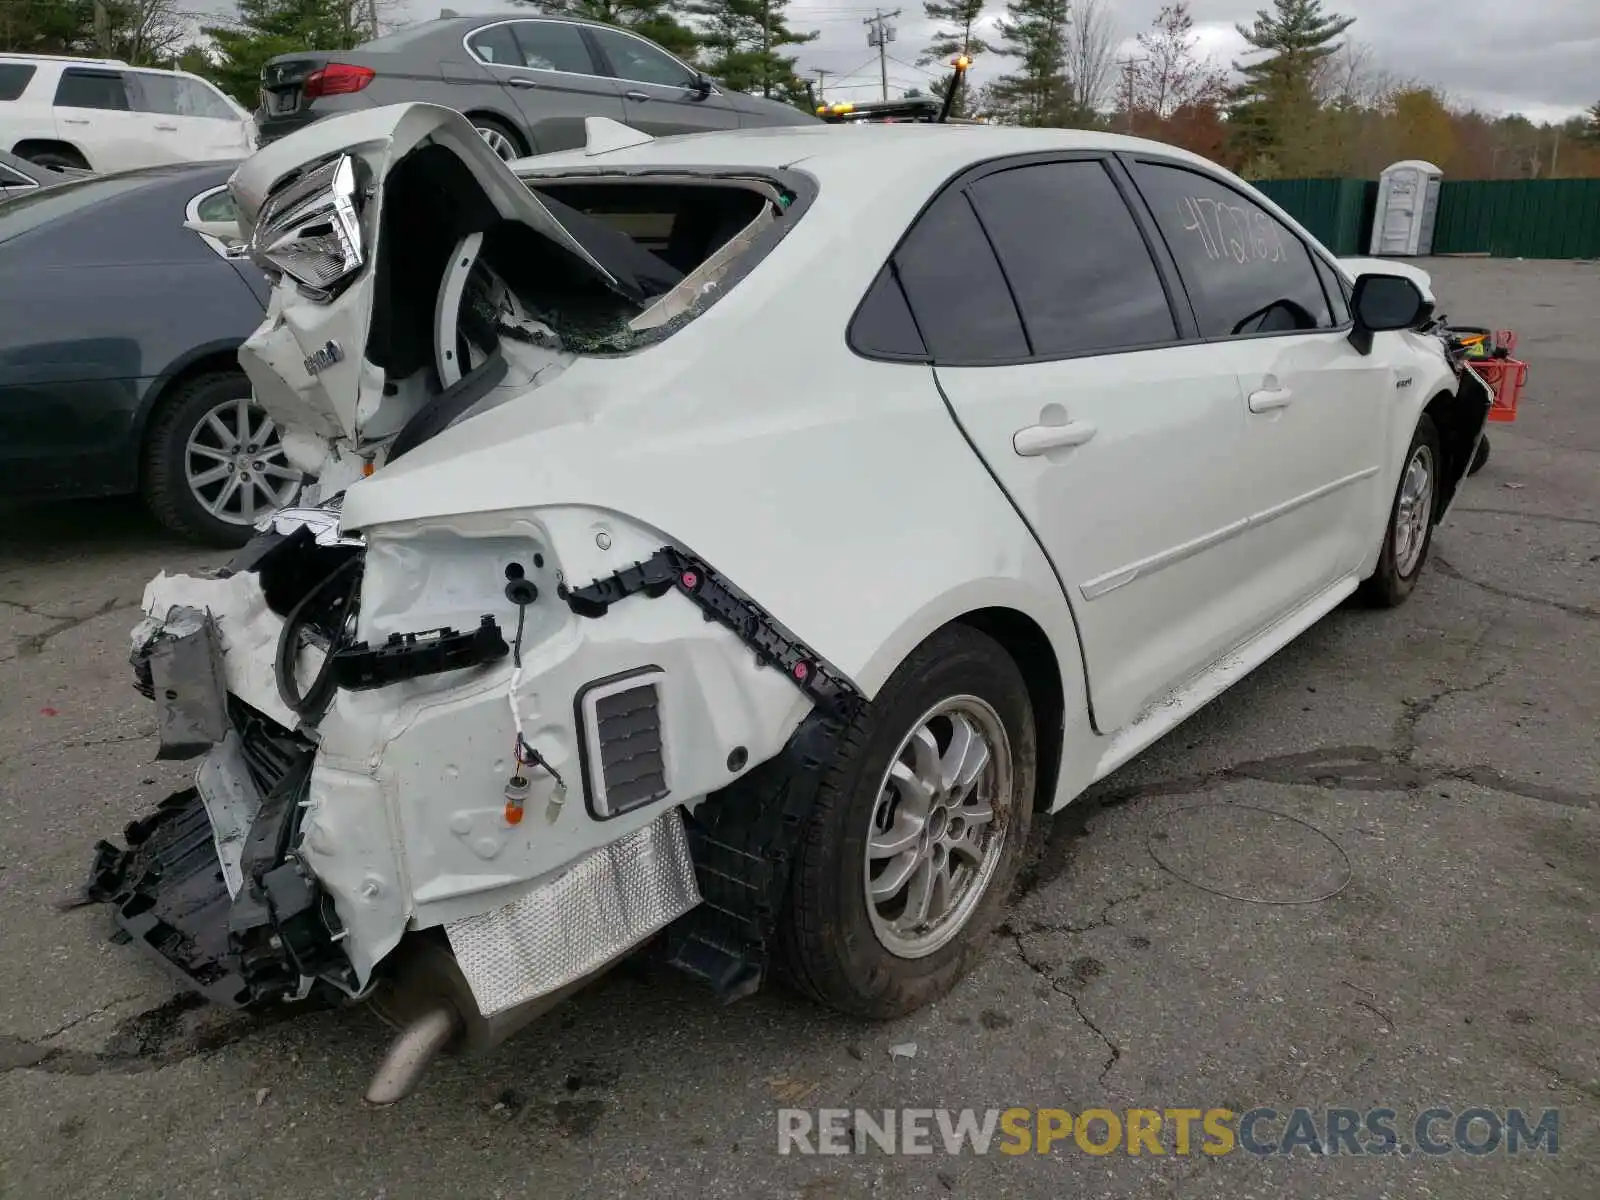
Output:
[780,625,1036,1019]
[470,115,526,161]
[19,145,88,171]
[141,371,301,545]
[1357,414,1441,607]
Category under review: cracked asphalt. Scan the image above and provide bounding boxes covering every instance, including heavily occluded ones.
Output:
[1,259,1595,1199]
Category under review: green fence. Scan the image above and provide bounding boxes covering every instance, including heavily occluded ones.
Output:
[1252,176,1600,260]
[1250,178,1376,256]
[1432,179,1600,259]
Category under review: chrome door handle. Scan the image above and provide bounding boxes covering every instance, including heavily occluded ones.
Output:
[155,123,178,131]
[507,77,539,88]
[1248,387,1294,412]
[61,117,89,125]
[624,90,650,102]
[1013,420,1097,456]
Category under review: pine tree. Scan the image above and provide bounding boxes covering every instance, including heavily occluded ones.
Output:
[1586,101,1600,144]
[1229,0,1355,165]
[204,1,376,105]
[686,0,816,104]
[990,0,1071,127]
[516,0,699,61]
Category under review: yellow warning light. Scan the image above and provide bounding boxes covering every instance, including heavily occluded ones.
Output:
[952,55,971,70]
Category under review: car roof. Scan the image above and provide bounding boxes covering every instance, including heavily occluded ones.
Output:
[513,122,1231,191]
[0,53,130,67]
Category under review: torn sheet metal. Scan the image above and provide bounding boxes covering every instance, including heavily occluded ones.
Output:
[139,606,229,759]
[194,733,264,898]
[444,806,700,1016]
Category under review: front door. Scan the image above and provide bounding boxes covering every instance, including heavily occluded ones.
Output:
[891,156,1264,732]
[585,25,737,137]
[128,71,254,163]
[1123,159,1390,609]
[470,20,627,154]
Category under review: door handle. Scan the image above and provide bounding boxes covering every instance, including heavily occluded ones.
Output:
[1013,420,1097,456]
[154,123,178,131]
[61,117,89,125]
[1248,387,1294,413]
[623,90,650,102]
[507,77,538,88]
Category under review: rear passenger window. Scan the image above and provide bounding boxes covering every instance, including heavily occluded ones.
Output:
[54,68,130,110]
[0,63,37,101]
[1131,161,1332,338]
[967,161,1176,356]
[849,264,927,359]
[509,21,596,74]
[467,24,521,65]
[892,189,1028,364]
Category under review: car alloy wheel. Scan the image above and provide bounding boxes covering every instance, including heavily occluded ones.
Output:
[184,394,299,527]
[864,695,1014,959]
[1392,442,1435,577]
[474,123,518,160]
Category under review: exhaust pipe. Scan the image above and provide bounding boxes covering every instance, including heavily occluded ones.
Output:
[364,1004,460,1106]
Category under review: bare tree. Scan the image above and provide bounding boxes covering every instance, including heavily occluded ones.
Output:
[1066,0,1116,117]
[1131,2,1226,119]
[1313,39,1404,110]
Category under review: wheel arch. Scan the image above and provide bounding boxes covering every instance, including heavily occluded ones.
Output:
[848,577,1090,817]
[953,607,1066,815]
[1423,383,1484,519]
[10,138,91,169]
[462,109,529,156]
[131,341,248,478]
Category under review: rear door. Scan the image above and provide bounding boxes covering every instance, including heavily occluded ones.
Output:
[1124,158,1391,607]
[896,156,1263,732]
[584,25,737,136]
[472,20,626,153]
[51,67,150,172]
[128,71,253,162]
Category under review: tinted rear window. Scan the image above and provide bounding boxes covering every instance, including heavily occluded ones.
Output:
[54,68,129,110]
[0,63,36,101]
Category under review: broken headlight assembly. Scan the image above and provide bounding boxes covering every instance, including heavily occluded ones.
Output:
[250,152,366,299]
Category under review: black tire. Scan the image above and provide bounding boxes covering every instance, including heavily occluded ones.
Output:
[468,114,527,160]
[20,145,89,171]
[779,624,1037,1019]
[1469,435,1490,475]
[141,371,299,546]
[1357,414,1443,608]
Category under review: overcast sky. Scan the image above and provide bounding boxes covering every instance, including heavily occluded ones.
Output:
[201,0,1597,122]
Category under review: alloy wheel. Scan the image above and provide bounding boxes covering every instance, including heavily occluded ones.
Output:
[474,124,518,160]
[183,395,299,526]
[864,695,1014,959]
[1393,443,1435,576]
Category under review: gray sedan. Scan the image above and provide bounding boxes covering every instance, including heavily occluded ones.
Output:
[256,13,819,158]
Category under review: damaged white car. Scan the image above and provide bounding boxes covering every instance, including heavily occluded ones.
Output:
[84,104,1492,1102]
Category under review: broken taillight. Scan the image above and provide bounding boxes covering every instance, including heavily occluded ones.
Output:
[303,63,375,100]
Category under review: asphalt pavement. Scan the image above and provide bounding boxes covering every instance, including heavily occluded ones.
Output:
[0,258,1595,1199]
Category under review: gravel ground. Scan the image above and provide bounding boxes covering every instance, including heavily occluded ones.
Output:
[0,258,1594,1199]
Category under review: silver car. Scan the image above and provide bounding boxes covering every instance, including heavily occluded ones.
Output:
[256,12,819,158]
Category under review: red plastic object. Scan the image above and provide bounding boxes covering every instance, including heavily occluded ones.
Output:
[1468,355,1528,423]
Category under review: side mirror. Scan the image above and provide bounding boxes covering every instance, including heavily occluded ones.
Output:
[689,73,713,98]
[1349,272,1430,355]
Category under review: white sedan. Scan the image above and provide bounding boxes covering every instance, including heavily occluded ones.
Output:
[88,105,1491,1102]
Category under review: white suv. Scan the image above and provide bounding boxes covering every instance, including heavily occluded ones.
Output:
[0,54,256,173]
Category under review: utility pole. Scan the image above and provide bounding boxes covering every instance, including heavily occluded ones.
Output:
[367,0,381,40]
[1116,55,1140,133]
[864,9,902,102]
[811,68,830,106]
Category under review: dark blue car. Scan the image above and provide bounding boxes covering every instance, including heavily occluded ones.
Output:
[0,161,297,544]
